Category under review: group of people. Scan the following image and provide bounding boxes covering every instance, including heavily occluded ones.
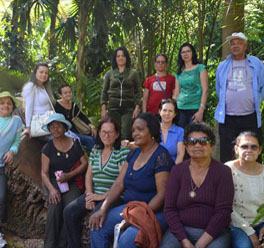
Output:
[0,31,263,248]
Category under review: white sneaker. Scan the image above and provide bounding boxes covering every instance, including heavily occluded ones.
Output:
[0,233,7,248]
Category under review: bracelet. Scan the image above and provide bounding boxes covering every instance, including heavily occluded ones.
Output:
[200,103,206,109]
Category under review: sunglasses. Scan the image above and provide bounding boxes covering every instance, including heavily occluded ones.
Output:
[185,137,211,146]
[238,144,259,151]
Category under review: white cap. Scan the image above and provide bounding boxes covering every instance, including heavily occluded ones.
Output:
[226,32,248,44]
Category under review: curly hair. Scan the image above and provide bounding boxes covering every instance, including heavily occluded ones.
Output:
[111,47,131,69]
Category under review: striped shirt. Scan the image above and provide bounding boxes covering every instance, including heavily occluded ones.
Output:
[91,146,129,194]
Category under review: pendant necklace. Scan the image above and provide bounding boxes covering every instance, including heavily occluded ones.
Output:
[189,177,197,198]
[189,165,209,198]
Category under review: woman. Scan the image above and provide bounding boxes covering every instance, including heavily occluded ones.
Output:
[0,91,22,246]
[63,117,129,248]
[41,113,87,248]
[89,113,174,248]
[101,47,142,140]
[54,84,96,151]
[159,99,185,164]
[226,131,264,248]
[22,62,54,138]
[173,43,208,128]
[142,54,175,114]
[161,122,234,248]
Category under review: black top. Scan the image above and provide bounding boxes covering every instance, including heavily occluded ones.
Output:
[42,139,84,181]
[54,101,91,134]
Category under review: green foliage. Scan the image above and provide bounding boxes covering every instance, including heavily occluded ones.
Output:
[0,70,26,94]
[0,0,263,125]
[253,203,264,225]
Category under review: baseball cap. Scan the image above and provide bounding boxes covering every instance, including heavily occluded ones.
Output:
[226,32,248,44]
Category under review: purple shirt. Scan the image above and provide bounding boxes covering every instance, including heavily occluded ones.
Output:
[164,159,234,241]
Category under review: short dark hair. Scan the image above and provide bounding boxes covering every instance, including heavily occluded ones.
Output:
[58,83,71,94]
[133,112,161,143]
[184,122,215,145]
[155,54,168,63]
[111,47,131,69]
[177,43,199,75]
[158,99,178,124]
[95,117,121,150]
[235,131,262,146]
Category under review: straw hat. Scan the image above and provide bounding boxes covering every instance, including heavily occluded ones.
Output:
[0,91,20,108]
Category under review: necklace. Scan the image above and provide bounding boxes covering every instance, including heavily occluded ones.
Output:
[189,165,209,198]
[136,142,157,165]
[57,151,69,159]
[189,178,197,198]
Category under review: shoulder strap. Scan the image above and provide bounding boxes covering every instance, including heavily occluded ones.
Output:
[155,74,168,99]
[72,103,82,117]
[44,87,55,112]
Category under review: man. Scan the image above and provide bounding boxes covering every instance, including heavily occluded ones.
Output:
[215,32,264,163]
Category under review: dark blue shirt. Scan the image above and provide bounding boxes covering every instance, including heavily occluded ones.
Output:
[124,145,174,203]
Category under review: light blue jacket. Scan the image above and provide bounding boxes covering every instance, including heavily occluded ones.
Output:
[0,116,22,167]
[214,54,264,127]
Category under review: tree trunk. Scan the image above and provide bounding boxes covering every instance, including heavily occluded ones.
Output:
[49,0,59,60]
[9,0,19,70]
[221,0,245,60]
[76,0,94,100]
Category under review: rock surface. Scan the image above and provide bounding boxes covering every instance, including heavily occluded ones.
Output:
[3,135,91,247]
[4,136,47,238]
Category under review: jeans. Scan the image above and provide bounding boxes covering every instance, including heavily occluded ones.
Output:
[75,133,95,152]
[44,178,81,248]
[231,223,264,248]
[64,194,124,248]
[160,227,231,248]
[0,168,7,229]
[219,113,262,163]
[90,203,167,248]
[177,109,198,129]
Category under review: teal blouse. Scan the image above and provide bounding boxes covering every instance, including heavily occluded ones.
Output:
[176,64,206,110]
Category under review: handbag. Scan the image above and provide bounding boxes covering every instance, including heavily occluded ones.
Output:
[30,87,55,137]
[71,103,91,135]
[31,110,55,137]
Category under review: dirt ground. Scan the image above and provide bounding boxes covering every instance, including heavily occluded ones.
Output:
[3,232,44,248]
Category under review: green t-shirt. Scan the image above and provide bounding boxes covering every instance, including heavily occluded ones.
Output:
[175,64,206,110]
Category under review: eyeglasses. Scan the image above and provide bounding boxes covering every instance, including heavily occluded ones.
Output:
[100,130,116,136]
[181,50,192,55]
[49,124,63,130]
[238,144,259,151]
[185,137,211,146]
[155,60,166,64]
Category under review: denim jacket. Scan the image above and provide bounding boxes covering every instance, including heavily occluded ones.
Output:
[214,54,264,127]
